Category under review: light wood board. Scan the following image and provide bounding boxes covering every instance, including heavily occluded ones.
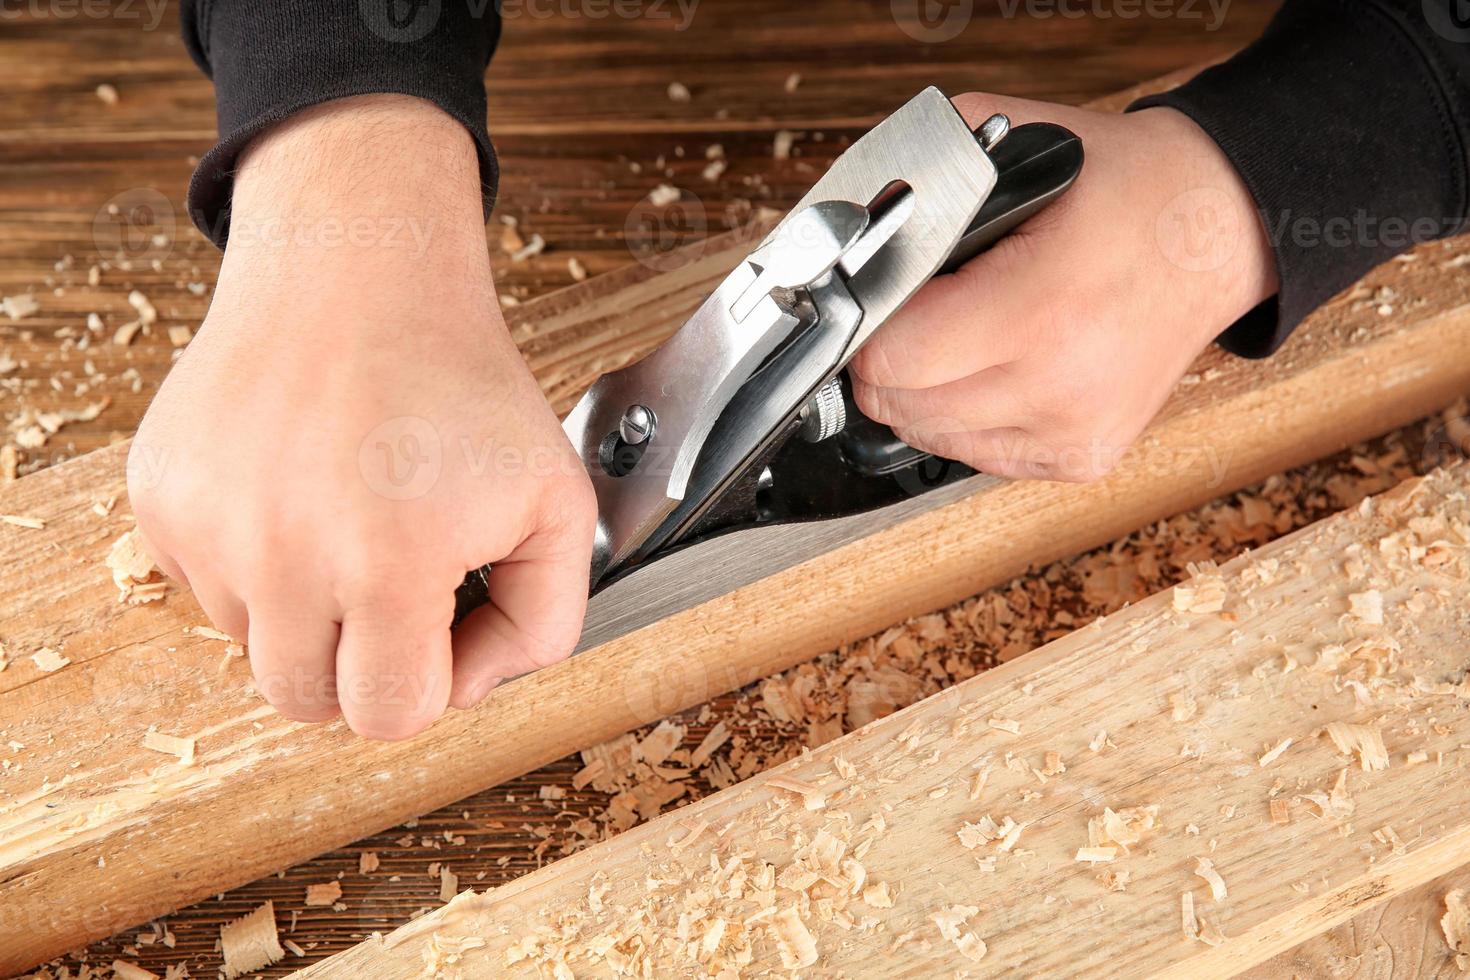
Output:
[297,462,1470,978]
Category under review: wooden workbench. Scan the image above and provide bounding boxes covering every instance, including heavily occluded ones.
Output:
[18,3,1464,976]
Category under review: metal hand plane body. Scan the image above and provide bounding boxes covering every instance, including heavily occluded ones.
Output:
[455,88,1084,647]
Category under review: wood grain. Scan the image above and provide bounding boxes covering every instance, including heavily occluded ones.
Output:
[296,462,1470,977]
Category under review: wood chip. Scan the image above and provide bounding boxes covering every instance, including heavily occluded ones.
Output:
[1075,846,1118,863]
[509,233,546,263]
[31,647,70,673]
[1,514,45,529]
[142,730,196,766]
[359,851,379,874]
[771,906,818,968]
[95,83,120,105]
[667,81,691,102]
[647,184,681,207]
[784,72,802,93]
[766,775,827,810]
[1442,889,1470,971]
[1269,798,1291,825]
[220,901,284,979]
[304,881,342,907]
[1181,891,1199,940]
[773,130,796,160]
[106,527,159,603]
[1258,737,1293,767]
[167,325,193,348]
[111,961,157,980]
[987,716,1021,735]
[1324,721,1390,771]
[1,293,39,320]
[567,257,588,282]
[439,865,458,904]
[1194,857,1228,901]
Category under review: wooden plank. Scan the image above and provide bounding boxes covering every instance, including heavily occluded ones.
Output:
[5,92,1470,979]
[296,462,1470,978]
[1247,867,1470,979]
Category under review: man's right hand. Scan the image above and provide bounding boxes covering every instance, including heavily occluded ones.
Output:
[128,95,597,740]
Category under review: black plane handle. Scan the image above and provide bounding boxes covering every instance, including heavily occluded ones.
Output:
[838,120,1085,477]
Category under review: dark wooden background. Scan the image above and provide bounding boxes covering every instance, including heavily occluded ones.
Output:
[0,0,1288,974]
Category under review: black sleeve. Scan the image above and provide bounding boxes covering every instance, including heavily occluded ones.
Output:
[1130,0,1470,357]
[181,0,502,247]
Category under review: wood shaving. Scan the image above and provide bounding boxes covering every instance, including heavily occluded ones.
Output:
[106,528,160,603]
[1194,857,1228,901]
[1088,805,1160,853]
[1258,737,1293,767]
[1269,798,1291,825]
[647,184,681,207]
[509,234,546,263]
[95,83,120,105]
[567,257,588,282]
[1076,846,1118,863]
[1348,590,1385,624]
[773,130,796,160]
[220,901,284,979]
[127,289,157,325]
[1,293,39,320]
[1442,889,1470,971]
[766,775,827,810]
[111,961,157,980]
[304,881,342,907]
[784,72,802,93]
[987,716,1021,735]
[931,905,987,963]
[862,881,894,908]
[771,906,818,968]
[1324,721,1390,771]
[113,320,143,346]
[1181,892,1199,940]
[142,730,196,766]
[1,513,45,529]
[167,325,192,348]
[439,865,458,904]
[666,81,691,102]
[31,647,70,672]
[1172,563,1227,613]
[359,851,379,874]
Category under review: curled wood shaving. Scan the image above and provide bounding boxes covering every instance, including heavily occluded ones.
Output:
[1324,721,1390,771]
[766,775,827,810]
[142,730,196,766]
[771,906,818,968]
[1172,563,1227,613]
[111,961,158,980]
[932,905,987,963]
[1194,857,1228,901]
[1088,805,1159,853]
[1442,889,1470,971]
[862,881,894,908]
[220,901,284,979]
[106,528,161,603]
[647,184,681,207]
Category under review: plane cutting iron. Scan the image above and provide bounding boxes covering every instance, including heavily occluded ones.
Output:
[456,87,1084,649]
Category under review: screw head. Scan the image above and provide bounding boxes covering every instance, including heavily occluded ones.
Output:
[619,404,655,445]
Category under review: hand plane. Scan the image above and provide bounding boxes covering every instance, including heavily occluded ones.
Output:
[457,87,1084,649]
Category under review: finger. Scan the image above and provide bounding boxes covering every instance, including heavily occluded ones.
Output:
[893,425,1049,479]
[851,364,1058,434]
[335,589,454,740]
[176,558,249,640]
[246,597,343,723]
[450,523,592,710]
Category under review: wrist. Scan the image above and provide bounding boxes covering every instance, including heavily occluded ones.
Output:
[224,94,487,268]
[1135,106,1280,349]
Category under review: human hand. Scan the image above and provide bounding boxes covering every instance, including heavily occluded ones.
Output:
[128,95,596,739]
[849,93,1278,482]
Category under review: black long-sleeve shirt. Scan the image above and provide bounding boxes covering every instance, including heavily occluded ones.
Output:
[181,0,1470,358]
